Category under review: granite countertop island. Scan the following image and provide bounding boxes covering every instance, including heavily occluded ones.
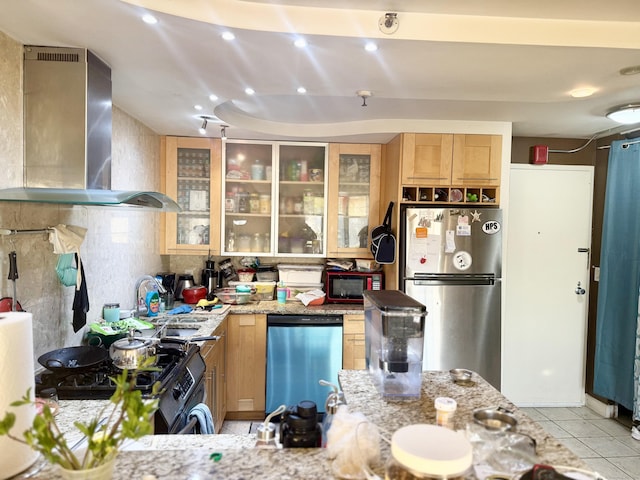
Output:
[20,369,591,480]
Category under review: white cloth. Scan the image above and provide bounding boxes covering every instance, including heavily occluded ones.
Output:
[48,224,87,286]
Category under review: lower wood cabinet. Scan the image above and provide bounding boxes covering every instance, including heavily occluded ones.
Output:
[225,313,267,420]
[201,318,227,433]
[343,314,366,370]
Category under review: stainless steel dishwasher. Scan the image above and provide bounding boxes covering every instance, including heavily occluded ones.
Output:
[265,314,343,415]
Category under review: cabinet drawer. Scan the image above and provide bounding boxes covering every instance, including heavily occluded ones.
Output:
[343,314,365,334]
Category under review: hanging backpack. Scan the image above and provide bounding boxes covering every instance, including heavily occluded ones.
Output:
[370,202,396,264]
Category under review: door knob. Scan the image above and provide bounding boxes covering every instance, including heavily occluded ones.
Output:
[575,282,586,295]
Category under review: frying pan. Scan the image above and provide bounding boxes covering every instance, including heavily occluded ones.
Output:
[38,345,109,373]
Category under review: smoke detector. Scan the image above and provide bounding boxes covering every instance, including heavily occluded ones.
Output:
[379,13,398,34]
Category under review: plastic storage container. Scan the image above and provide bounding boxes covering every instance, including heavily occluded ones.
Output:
[364,290,427,399]
[285,283,324,301]
[228,281,276,301]
[278,264,324,284]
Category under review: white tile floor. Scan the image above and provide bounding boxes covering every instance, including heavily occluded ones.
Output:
[520,407,640,480]
[221,407,640,479]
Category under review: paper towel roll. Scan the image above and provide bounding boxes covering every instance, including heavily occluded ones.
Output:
[0,312,38,479]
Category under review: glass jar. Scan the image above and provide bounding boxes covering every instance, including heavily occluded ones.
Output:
[249,193,260,213]
[385,425,472,480]
[251,159,265,180]
[238,234,251,251]
[237,189,249,213]
[225,192,236,213]
[251,233,264,252]
[260,194,271,214]
[303,190,314,214]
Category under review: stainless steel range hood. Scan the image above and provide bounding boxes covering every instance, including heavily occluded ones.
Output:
[0,46,180,212]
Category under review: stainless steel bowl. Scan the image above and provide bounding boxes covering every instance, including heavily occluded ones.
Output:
[449,368,473,382]
[473,408,518,432]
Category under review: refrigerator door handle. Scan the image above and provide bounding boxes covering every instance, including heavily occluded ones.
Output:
[410,273,496,286]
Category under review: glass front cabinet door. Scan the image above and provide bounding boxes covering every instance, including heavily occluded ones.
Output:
[161,137,221,255]
[326,143,381,258]
[222,140,327,257]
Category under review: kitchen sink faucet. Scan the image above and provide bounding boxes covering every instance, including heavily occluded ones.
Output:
[134,275,167,318]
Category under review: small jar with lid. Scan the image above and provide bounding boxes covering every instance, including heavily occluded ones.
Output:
[385,424,472,480]
[434,397,457,429]
[260,194,271,214]
[249,193,260,213]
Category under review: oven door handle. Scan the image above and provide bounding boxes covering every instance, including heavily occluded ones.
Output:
[177,416,198,434]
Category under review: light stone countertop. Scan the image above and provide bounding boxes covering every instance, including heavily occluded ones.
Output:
[228,299,364,316]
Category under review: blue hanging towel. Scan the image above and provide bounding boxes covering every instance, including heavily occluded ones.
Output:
[188,403,214,434]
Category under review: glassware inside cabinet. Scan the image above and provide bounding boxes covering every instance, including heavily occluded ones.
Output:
[337,154,371,249]
[224,142,274,254]
[176,148,211,245]
[277,144,326,255]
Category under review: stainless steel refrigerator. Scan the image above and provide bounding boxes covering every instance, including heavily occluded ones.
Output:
[400,205,502,388]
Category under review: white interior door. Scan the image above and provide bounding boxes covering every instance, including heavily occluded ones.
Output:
[503,164,593,406]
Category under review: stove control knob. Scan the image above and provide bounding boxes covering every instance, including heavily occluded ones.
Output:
[172,386,181,400]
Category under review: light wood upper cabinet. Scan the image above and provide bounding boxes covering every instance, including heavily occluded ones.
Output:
[401,134,453,186]
[327,143,381,258]
[160,136,221,255]
[225,313,266,420]
[451,134,502,186]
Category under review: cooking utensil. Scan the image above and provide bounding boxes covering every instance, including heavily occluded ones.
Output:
[8,251,18,311]
[174,274,194,301]
[449,368,473,383]
[182,285,207,304]
[473,407,518,432]
[109,334,158,370]
[38,346,109,373]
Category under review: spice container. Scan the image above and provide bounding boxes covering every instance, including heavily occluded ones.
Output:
[385,424,472,480]
[249,193,260,213]
[434,397,457,429]
[260,194,271,214]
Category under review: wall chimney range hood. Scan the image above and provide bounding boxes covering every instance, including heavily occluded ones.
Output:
[0,46,180,212]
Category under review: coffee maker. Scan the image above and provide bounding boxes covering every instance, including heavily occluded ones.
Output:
[363,290,427,399]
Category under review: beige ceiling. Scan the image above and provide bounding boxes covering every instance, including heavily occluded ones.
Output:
[2,0,640,143]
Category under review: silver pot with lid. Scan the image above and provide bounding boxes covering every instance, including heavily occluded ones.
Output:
[109,331,158,370]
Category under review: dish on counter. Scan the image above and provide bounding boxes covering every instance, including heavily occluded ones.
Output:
[213,288,253,305]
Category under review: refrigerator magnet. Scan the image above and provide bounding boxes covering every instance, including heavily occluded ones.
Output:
[470,210,482,222]
[481,220,501,235]
[456,224,471,236]
[452,251,472,270]
[415,227,428,238]
[445,230,456,253]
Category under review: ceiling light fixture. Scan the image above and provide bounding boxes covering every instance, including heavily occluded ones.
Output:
[222,31,235,41]
[365,42,378,52]
[378,12,399,34]
[294,38,307,48]
[194,104,203,111]
[606,104,640,124]
[245,87,255,95]
[141,14,158,25]
[357,90,372,107]
[570,87,596,98]
[209,94,219,102]
[221,125,228,140]
[297,86,307,94]
[198,118,208,135]
[620,65,640,76]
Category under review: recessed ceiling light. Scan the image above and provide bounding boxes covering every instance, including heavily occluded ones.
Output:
[294,38,307,48]
[245,87,255,95]
[297,87,307,94]
[141,14,158,25]
[222,32,235,41]
[570,87,597,98]
[365,42,378,52]
[194,104,203,110]
[606,104,640,124]
[209,94,219,102]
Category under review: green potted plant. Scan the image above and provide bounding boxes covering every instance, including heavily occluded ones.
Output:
[0,358,159,479]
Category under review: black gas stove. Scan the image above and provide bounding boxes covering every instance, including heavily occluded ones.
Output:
[35,344,207,434]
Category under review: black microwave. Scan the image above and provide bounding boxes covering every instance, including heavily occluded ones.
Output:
[325,271,384,304]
